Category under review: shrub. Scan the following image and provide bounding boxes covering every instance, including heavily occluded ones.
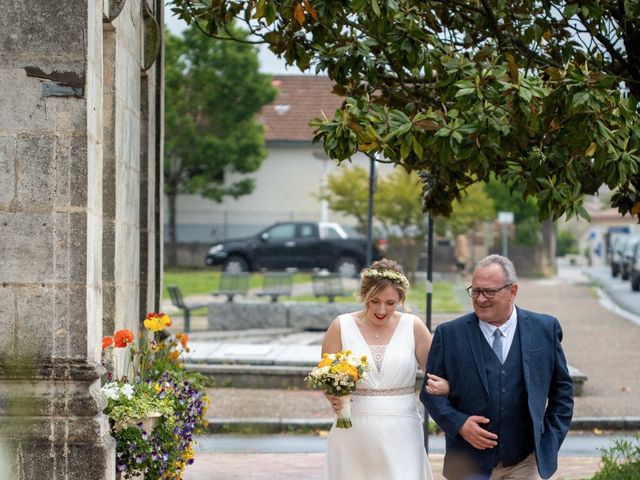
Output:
[591,435,640,480]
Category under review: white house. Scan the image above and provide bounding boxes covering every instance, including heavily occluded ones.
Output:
[167,75,395,265]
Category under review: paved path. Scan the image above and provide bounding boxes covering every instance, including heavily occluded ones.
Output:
[183,453,602,480]
[179,264,640,479]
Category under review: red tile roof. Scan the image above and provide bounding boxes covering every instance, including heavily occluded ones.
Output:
[260,75,345,142]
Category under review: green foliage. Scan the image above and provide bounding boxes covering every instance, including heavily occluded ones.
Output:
[435,182,495,237]
[322,164,428,275]
[102,382,174,425]
[164,24,277,264]
[171,0,640,222]
[485,177,542,246]
[322,165,371,231]
[556,229,580,257]
[591,435,640,480]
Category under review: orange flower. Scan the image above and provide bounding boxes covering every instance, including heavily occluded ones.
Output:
[169,349,181,361]
[113,329,135,347]
[102,336,114,350]
[176,333,189,349]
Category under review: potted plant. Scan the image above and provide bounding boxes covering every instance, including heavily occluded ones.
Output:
[101,313,210,479]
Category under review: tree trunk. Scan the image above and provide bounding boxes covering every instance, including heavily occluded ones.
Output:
[167,191,177,267]
[540,219,556,277]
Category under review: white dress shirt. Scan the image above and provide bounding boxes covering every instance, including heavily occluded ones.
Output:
[478,306,518,362]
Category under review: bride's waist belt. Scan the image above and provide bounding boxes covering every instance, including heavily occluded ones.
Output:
[353,386,414,396]
[350,389,419,417]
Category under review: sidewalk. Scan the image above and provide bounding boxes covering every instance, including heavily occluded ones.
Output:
[184,453,601,480]
[181,266,640,479]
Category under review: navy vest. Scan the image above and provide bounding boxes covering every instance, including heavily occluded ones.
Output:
[481,324,535,467]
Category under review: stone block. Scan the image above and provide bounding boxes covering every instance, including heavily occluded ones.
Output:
[0,70,51,133]
[0,286,14,356]
[67,212,89,282]
[68,135,89,206]
[208,302,289,330]
[286,302,361,330]
[0,213,54,283]
[0,2,86,68]
[0,135,15,206]
[16,287,55,359]
[57,287,89,360]
[16,135,56,208]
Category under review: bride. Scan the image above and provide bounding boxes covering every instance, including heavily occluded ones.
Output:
[322,258,449,480]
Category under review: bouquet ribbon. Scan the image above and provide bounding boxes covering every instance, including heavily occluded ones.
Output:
[336,394,352,429]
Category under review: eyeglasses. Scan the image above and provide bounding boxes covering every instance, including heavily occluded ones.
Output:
[466,283,513,299]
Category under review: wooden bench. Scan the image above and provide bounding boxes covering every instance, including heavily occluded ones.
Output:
[210,272,250,302]
[166,285,209,333]
[255,271,294,303]
[312,273,352,303]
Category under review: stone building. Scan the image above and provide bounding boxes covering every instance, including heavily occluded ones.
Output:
[0,1,163,478]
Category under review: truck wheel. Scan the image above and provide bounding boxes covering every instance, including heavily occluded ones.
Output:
[222,255,249,273]
[632,275,640,292]
[334,257,360,278]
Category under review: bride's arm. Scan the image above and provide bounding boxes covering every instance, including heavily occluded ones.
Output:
[321,317,345,413]
[414,316,450,396]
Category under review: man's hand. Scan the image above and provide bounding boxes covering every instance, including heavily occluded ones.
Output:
[459,416,498,450]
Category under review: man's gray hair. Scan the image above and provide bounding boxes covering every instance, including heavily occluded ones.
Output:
[475,254,518,283]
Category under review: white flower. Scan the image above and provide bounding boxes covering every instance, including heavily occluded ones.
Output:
[101,382,120,400]
[101,382,135,400]
[120,383,134,399]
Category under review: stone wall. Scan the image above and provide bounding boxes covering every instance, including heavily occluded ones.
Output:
[0,1,163,478]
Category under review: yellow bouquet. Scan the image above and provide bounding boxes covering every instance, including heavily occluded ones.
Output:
[306,350,369,428]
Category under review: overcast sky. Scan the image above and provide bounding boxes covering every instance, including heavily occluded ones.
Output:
[164,6,305,75]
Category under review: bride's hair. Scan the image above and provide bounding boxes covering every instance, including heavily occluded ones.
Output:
[360,258,409,304]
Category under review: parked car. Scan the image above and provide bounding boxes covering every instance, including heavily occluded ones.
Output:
[204,221,383,277]
[620,235,640,281]
[629,241,640,291]
[611,235,630,278]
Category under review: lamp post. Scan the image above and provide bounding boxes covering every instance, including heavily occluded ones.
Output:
[366,153,377,266]
[423,211,434,453]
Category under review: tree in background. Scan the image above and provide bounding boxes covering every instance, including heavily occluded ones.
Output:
[164,26,277,265]
[376,169,429,279]
[556,230,579,257]
[323,165,371,232]
[435,183,495,238]
[322,165,425,277]
[171,1,640,224]
[485,178,542,247]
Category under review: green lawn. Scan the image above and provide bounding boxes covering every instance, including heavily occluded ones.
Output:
[162,269,462,314]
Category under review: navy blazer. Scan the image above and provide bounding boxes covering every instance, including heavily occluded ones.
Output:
[420,307,574,480]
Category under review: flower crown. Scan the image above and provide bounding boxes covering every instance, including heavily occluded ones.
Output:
[361,268,410,288]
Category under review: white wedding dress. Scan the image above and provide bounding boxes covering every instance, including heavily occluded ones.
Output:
[325,313,433,480]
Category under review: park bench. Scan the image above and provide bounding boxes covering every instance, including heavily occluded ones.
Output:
[312,273,352,303]
[210,272,250,302]
[255,271,294,303]
[568,364,588,396]
[166,285,209,333]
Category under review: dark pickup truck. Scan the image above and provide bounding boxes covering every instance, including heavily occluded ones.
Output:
[205,221,383,277]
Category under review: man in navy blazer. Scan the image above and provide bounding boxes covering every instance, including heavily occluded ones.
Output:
[421,254,573,479]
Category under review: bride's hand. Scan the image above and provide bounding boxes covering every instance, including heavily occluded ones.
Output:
[425,373,450,396]
[324,393,346,413]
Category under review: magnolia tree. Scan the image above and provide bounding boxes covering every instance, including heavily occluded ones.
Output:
[170,0,640,221]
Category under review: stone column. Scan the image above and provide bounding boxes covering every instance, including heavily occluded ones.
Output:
[0,1,114,478]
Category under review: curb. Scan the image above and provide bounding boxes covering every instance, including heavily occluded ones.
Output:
[206,417,640,434]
